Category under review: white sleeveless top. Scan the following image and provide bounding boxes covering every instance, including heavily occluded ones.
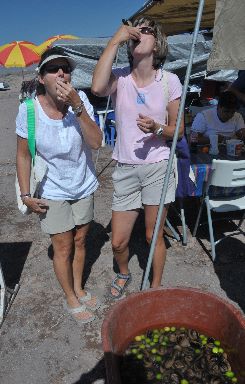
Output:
[16,91,98,200]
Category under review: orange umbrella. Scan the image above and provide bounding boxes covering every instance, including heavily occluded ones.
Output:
[37,34,80,55]
[0,41,40,67]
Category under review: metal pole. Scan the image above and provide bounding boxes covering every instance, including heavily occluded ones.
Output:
[141,0,206,290]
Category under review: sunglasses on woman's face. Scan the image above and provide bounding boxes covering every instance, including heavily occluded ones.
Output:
[139,26,156,37]
[44,64,72,74]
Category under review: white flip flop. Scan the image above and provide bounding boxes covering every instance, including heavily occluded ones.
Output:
[78,291,101,311]
[63,301,95,324]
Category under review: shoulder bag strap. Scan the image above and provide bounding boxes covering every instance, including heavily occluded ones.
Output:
[25,98,36,162]
[162,70,169,125]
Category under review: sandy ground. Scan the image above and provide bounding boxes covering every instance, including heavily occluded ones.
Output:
[0,72,244,384]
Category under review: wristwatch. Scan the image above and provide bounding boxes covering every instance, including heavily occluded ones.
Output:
[72,102,84,116]
[154,125,165,137]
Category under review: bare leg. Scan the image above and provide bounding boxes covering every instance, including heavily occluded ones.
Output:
[51,230,93,321]
[72,223,90,295]
[72,223,98,307]
[144,204,168,288]
[111,209,139,295]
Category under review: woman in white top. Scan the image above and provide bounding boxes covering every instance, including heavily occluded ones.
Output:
[16,47,102,324]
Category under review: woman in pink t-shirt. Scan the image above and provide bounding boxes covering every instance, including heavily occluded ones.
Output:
[92,17,184,298]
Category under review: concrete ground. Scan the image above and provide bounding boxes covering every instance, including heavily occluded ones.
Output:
[0,73,244,384]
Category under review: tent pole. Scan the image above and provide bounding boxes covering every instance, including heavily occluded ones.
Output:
[141,0,206,290]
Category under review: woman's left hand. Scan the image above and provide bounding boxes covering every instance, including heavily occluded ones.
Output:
[136,113,157,134]
[56,78,81,108]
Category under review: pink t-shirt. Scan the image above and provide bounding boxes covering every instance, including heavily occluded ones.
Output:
[111,67,182,164]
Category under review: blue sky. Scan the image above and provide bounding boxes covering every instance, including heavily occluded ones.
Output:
[0,0,145,46]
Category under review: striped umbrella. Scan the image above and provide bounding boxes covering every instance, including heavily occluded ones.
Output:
[0,41,40,68]
[37,34,79,55]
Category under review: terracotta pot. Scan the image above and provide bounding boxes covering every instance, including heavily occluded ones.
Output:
[102,287,245,384]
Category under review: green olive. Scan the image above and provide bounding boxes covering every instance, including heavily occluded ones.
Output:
[136,353,143,360]
[218,348,224,354]
[155,356,162,362]
[212,347,219,354]
[231,377,238,383]
[151,348,157,354]
[180,379,189,384]
[225,371,235,378]
[214,340,221,346]
[195,349,201,354]
[156,373,163,380]
[170,326,176,332]
[131,348,138,354]
[164,326,170,332]
[199,334,205,339]
[135,335,142,342]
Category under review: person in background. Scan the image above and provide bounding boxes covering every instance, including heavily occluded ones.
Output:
[92,17,183,298]
[229,70,245,120]
[16,47,102,324]
[191,91,245,145]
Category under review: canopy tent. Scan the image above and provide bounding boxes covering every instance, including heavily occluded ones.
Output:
[129,0,216,36]
[55,34,237,90]
[130,0,245,71]
[207,0,245,71]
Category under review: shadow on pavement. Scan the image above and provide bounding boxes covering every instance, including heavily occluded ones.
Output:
[84,221,110,285]
[73,357,107,384]
[0,241,32,288]
[214,237,245,312]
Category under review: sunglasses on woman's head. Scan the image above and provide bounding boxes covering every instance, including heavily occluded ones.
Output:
[139,26,156,37]
[44,64,72,74]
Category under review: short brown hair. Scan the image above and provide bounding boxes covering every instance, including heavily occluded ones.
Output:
[127,17,168,70]
[218,91,239,109]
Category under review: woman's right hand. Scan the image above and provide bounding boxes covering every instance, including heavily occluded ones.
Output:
[22,197,49,214]
[111,25,141,46]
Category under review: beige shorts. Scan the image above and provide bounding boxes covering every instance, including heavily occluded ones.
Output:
[112,160,175,211]
[39,194,94,235]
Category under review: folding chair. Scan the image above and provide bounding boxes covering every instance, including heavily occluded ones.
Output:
[193,159,245,261]
[105,111,116,148]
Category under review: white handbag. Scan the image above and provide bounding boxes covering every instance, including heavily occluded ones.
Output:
[15,99,47,215]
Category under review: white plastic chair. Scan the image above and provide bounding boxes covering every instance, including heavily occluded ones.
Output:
[193,159,245,261]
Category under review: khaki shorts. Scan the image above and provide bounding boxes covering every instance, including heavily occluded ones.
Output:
[112,160,175,211]
[39,194,94,235]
